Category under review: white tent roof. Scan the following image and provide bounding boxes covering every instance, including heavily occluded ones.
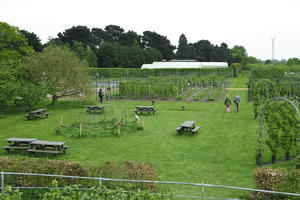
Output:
[141,62,228,69]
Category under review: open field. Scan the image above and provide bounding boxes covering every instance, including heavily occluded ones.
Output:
[0,76,297,198]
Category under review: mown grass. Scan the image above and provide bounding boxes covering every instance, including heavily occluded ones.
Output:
[0,75,296,198]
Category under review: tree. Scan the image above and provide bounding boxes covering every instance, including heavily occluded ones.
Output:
[0,21,34,116]
[70,42,97,67]
[142,31,175,60]
[0,64,18,117]
[193,40,214,61]
[144,48,163,63]
[104,25,125,44]
[19,82,47,111]
[57,25,92,47]
[19,30,43,52]
[23,46,92,104]
[91,28,106,48]
[264,59,272,65]
[287,57,300,66]
[176,34,189,59]
[214,43,231,62]
[120,30,141,47]
[230,45,248,64]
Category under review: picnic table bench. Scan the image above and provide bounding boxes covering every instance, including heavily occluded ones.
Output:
[26,109,49,120]
[86,105,105,114]
[3,138,37,153]
[176,121,200,135]
[134,106,156,115]
[27,140,69,156]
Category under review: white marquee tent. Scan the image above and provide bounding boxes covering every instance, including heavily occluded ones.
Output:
[141,62,228,69]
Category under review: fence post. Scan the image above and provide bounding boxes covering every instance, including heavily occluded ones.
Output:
[1,172,4,195]
[201,183,204,200]
[99,179,102,193]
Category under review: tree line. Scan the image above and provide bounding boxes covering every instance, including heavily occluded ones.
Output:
[14,23,271,68]
[12,23,300,68]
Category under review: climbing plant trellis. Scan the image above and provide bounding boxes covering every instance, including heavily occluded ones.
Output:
[256,97,300,167]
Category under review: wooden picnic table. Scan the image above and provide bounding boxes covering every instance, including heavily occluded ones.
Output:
[86,105,105,114]
[26,109,49,120]
[176,121,200,135]
[3,138,38,153]
[27,140,69,155]
[134,106,156,114]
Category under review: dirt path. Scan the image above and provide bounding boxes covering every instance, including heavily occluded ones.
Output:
[225,88,248,91]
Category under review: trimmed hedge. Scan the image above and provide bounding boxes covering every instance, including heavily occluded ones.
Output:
[0,157,157,190]
[88,67,233,79]
[252,167,300,200]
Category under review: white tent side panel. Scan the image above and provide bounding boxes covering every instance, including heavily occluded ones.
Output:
[141,62,228,69]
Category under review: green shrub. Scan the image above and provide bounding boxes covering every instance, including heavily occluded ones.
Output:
[0,157,157,191]
[252,167,300,200]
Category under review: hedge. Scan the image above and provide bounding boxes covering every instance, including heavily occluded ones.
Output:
[88,67,233,79]
[0,157,157,190]
[252,167,300,200]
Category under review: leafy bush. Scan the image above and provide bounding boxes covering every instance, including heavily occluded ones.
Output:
[89,67,233,79]
[252,167,300,200]
[0,182,174,200]
[0,157,157,191]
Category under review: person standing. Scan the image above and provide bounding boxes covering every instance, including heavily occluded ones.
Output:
[224,95,231,112]
[234,94,240,112]
[98,89,104,103]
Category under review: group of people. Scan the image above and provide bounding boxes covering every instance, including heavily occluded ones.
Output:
[224,95,240,112]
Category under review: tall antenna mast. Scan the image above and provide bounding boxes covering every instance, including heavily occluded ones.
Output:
[271,35,276,61]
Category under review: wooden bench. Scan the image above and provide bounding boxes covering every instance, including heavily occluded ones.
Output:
[3,146,29,153]
[176,127,182,133]
[26,109,49,120]
[191,126,201,135]
[27,149,61,154]
[86,106,104,114]
[133,109,156,114]
[134,106,156,115]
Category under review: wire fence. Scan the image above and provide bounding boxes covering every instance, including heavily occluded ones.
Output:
[1,172,300,200]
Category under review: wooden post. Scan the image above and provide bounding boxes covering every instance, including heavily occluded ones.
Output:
[141,118,144,130]
[79,122,82,137]
[117,123,121,136]
[60,115,63,126]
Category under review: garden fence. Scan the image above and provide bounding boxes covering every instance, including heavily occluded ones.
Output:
[1,172,300,200]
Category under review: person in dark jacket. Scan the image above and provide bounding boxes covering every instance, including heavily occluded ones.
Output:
[224,95,231,112]
[233,94,240,112]
[98,89,104,103]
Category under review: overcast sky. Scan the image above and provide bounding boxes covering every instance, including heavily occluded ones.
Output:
[1,0,300,60]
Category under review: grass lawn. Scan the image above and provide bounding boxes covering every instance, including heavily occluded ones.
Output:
[228,72,249,88]
[0,76,296,198]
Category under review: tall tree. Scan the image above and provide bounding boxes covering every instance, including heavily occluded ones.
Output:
[230,45,248,64]
[142,31,175,60]
[104,25,125,44]
[70,42,97,67]
[0,21,33,116]
[23,46,92,104]
[193,40,214,61]
[287,57,300,66]
[57,25,92,46]
[91,28,106,48]
[19,30,43,52]
[120,30,141,47]
[176,34,189,59]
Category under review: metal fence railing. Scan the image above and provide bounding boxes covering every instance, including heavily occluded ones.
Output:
[1,171,300,200]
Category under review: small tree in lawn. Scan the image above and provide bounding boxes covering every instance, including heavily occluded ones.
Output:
[23,46,92,104]
[19,82,47,111]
